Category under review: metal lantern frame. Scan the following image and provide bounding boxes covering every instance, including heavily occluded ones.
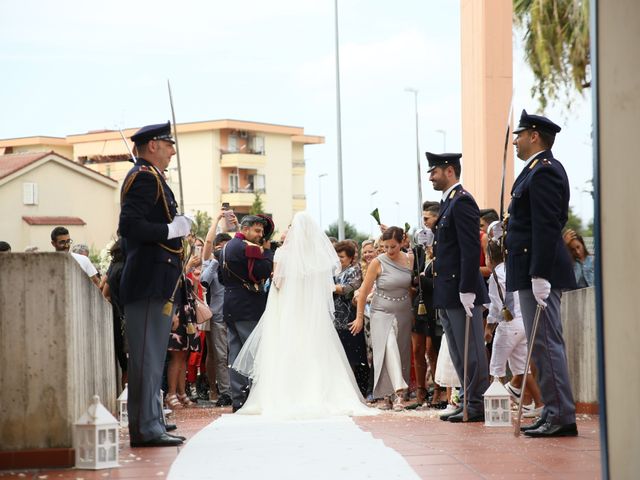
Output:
[117,384,128,428]
[483,378,512,427]
[74,395,119,470]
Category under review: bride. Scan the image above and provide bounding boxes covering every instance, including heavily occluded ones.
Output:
[232,212,375,419]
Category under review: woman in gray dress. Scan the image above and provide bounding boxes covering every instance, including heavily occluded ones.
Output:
[352,227,413,411]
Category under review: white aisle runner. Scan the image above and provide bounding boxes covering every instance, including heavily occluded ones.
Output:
[168,414,419,480]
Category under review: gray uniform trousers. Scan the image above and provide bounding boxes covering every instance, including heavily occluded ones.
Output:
[439,305,489,415]
[518,289,576,425]
[206,320,231,395]
[226,319,258,409]
[124,298,172,442]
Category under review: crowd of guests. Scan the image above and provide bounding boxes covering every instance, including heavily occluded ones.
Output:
[0,200,596,416]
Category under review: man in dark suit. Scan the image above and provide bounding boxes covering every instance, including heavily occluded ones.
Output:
[220,215,274,411]
[506,110,578,437]
[428,152,490,423]
[119,122,192,447]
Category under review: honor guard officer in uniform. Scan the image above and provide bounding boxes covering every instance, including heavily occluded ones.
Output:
[119,122,192,447]
[506,110,578,437]
[220,214,275,412]
[427,152,490,423]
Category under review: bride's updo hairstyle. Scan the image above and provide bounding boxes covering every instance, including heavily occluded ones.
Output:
[381,226,404,244]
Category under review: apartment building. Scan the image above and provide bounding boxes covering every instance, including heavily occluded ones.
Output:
[0,119,324,237]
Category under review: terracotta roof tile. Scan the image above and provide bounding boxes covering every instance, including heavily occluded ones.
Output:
[22,216,86,226]
[0,150,117,183]
[0,151,50,180]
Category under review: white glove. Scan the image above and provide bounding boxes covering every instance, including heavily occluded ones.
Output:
[415,228,434,247]
[459,292,476,317]
[531,277,551,307]
[167,215,193,240]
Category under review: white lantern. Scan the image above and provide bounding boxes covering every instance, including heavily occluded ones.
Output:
[483,378,512,427]
[74,395,119,470]
[117,384,128,428]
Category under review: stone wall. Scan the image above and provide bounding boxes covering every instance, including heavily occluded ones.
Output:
[0,253,115,451]
[561,286,597,404]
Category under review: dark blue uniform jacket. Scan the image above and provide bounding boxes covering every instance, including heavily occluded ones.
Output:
[505,150,577,292]
[220,235,274,324]
[118,159,182,304]
[432,185,489,309]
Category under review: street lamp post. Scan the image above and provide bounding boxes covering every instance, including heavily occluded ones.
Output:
[394,201,400,226]
[369,190,378,237]
[436,129,447,151]
[318,173,328,229]
[404,87,424,228]
[334,0,346,240]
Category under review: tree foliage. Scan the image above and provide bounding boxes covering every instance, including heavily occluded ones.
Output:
[514,0,590,109]
[250,192,265,215]
[325,221,369,245]
[191,210,212,239]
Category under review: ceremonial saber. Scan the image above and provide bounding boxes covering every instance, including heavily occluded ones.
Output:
[118,128,137,162]
[462,313,471,422]
[167,79,185,214]
[499,91,515,221]
[514,304,544,437]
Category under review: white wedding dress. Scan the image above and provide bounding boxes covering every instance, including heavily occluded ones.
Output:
[232,212,375,419]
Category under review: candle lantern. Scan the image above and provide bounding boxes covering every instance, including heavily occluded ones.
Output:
[74,395,119,469]
[117,384,128,428]
[483,378,512,427]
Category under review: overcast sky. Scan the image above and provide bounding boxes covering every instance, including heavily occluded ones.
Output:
[0,0,593,235]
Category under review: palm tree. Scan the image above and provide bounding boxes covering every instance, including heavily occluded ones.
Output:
[514,0,590,109]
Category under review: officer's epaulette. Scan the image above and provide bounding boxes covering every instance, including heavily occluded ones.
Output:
[121,164,163,204]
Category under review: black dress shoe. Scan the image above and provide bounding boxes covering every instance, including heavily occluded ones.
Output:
[524,422,578,438]
[130,433,184,447]
[166,433,186,441]
[216,394,233,407]
[520,416,547,432]
[447,411,485,423]
[165,423,177,432]
[439,406,463,421]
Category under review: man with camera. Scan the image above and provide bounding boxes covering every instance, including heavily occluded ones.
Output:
[219,215,275,411]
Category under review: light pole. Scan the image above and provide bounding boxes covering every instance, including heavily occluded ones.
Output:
[436,129,447,151]
[369,190,378,237]
[334,0,346,240]
[394,201,400,226]
[404,87,423,228]
[318,173,328,229]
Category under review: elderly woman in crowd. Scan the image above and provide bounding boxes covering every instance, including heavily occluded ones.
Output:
[563,229,594,288]
[333,241,368,396]
[353,227,413,411]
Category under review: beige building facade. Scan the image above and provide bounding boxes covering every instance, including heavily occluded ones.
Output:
[1,120,323,239]
[0,152,118,252]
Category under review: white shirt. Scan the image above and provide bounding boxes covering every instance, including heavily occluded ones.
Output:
[71,252,98,278]
[487,263,522,325]
[441,182,461,201]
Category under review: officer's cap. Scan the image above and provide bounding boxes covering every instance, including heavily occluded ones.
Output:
[513,109,561,135]
[130,121,175,146]
[425,152,462,173]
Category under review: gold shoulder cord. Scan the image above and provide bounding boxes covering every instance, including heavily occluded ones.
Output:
[122,167,183,257]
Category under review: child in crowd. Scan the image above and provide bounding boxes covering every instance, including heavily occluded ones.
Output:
[484,233,543,417]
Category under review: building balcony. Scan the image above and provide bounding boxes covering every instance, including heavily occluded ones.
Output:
[220,152,266,169]
[221,188,267,208]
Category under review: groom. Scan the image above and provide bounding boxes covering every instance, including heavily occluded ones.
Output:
[220,215,274,412]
